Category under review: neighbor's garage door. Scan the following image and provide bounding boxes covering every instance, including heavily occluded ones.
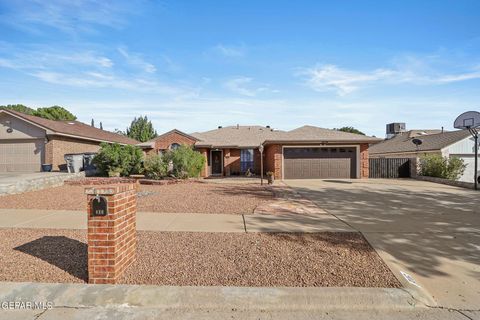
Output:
[0,140,44,172]
[283,147,357,179]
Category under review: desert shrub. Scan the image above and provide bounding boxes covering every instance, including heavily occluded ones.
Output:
[93,143,144,177]
[419,154,466,181]
[162,145,205,179]
[143,154,168,180]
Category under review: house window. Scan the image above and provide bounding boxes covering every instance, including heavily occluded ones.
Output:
[170,143,180,150]
[240,149,254,173]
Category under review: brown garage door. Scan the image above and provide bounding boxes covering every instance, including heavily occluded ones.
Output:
[283,147,356,179]
[0,140,44,172]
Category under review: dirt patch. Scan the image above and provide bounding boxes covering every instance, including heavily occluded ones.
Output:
[0,228,400,287]
[0,183,273,214]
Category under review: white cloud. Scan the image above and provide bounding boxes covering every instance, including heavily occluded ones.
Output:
[30,70,191,96]
[212,44,246,58]
[224,77,256,96]
[224,77,278,97]
[302,61,480,95]
[118,47,156,73]
[0,0,140,34]
[303,65,394,95]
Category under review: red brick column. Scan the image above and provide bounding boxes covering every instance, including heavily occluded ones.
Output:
[360,143,369,179]
[85,183,137,284]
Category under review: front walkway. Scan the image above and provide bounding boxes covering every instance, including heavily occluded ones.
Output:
[0,209,353,233]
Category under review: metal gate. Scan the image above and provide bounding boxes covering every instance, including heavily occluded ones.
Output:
[369,158,411,178]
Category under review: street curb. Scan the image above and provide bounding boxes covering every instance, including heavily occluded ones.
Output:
[0,282,423,311]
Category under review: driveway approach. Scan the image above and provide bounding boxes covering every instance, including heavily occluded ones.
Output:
[284,179,480,310]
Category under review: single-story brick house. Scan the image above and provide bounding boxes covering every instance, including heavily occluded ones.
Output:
[0,108,138,172]
[140,125,381,180]
[369,129,477,183]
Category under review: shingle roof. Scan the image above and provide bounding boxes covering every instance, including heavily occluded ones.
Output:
[265,125,381,144]
[369,130,472,155]
[1,109,138,145]
[191,125,380,148]
[192,126,284,148]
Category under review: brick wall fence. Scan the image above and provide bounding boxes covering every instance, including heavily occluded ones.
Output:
[85,183,137,284]
[46,135,100,171]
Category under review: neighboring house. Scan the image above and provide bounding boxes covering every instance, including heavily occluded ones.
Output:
[138,129,198,154]
[142,125,380,180]
[0,109,138,172]
[369,129,478,183]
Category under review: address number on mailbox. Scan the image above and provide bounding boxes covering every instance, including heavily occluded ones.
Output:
[91,196,108,217]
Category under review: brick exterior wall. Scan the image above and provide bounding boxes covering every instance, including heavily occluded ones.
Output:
[223,148,241,175]
[154,131,196,151]
[85,183,137,284]
[197,148,208,177]
[46,135,100,171]
[265,144,282,179]
[360,143,369,178]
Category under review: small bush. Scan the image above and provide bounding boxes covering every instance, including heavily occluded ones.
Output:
[93,143,144,177]
[163,145,205,179]
[143,154,168,180]
[419,154,466,181]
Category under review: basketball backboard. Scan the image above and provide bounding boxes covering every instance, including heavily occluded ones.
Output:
[454,111,480,130]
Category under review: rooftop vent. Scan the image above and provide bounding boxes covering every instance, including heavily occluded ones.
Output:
[218,126,222,129]
[67,122,75,125]
[266,125,270,129]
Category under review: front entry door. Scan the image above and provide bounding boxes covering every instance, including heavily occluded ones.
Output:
[211,150,223,175]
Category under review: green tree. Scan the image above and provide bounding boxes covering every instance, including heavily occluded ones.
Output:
[33,106,77,121]
[0,104,36,115]
[163,145,205,179]
[335,126,365,135]
[93,143,144,177]
[419,154,466,181]
[125,116,158,142]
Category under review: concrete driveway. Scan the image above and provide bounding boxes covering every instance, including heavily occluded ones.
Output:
[284,178,480,310]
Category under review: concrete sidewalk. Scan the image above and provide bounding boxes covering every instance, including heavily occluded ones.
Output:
[0,209,353,233]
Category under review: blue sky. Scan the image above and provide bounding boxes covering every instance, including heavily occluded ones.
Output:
[0,0,479,137]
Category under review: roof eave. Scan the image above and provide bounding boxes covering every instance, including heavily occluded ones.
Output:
[263,139,382,145]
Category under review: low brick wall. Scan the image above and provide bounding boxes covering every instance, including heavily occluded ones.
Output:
[85,183,137,284]
[414,175,476,190]
[66,177,203,186]
[66,177,136,185]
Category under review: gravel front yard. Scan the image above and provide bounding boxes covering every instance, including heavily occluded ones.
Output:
[0,182,273,214]
[0,228,400,287]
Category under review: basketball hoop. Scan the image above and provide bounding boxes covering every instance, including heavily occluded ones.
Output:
[454,111,480,190]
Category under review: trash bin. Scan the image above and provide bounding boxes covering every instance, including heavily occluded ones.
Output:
[64,153,84,173]
[83,153,97,177]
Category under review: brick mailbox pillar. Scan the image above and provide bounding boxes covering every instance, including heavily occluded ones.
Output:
[85,183,137,284]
